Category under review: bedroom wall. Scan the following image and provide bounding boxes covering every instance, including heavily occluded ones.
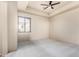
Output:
[18,11,49,42]
[0,1,17,56]
[0,2,8,56]
[8,2,17,52]
[50,7,79,45]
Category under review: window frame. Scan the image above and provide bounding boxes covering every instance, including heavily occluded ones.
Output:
[18,16,31,33]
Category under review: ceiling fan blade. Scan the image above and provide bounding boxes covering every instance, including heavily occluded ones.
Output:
[44,6,48,10]
[49,1,52,5]
[51,2,60,6]
[51,6,54,9]
[41,4,49,6]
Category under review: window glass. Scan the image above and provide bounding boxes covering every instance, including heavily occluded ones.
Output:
[18,16,31,32]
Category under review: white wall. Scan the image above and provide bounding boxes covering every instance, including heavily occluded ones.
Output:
[0,2,17,55]
[0,2,8,56]
[18,11,49,42]
[8,2,17,52]
[50,7,79,45]
[0,1,17,56]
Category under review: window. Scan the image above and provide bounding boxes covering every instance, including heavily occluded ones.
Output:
[18,16,31,32]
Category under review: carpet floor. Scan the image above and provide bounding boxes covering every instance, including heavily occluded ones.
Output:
[5,39,79,57]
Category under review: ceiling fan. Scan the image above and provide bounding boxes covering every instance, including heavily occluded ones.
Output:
[41,1,60,10]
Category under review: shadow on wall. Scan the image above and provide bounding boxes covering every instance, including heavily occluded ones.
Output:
[18,33,31,42]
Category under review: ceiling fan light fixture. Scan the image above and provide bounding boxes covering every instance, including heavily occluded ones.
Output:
[41,1,60,10]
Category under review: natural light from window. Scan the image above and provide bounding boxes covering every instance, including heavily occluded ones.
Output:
[18,16,31,32]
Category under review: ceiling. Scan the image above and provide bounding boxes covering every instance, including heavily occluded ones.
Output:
[17,1,79,17]
[27,1,71,14]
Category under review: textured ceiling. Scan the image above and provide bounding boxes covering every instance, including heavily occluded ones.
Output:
[27,1,71,14]
[17,1,79,17]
